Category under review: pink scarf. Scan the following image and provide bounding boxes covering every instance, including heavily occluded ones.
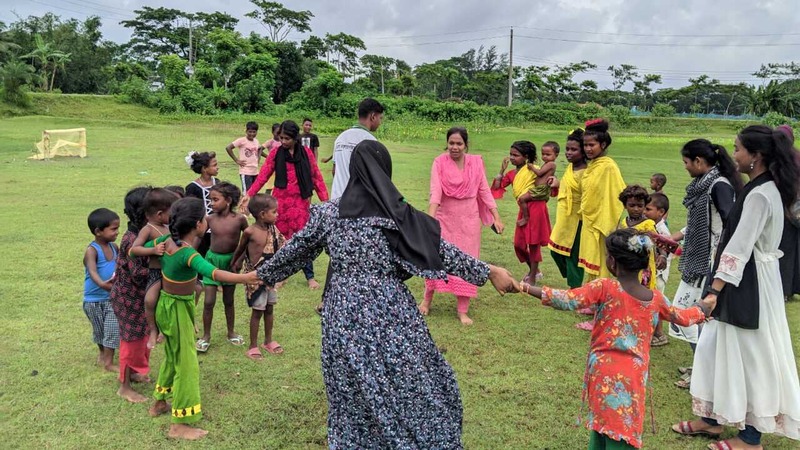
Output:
[436,154,495,226]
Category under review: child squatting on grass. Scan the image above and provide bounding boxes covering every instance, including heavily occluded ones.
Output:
[520,228,714,450]
[231,193,286,360]
[131,197,260,440]
[83,208,121,373]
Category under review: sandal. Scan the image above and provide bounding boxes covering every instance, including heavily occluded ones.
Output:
[261,341,284,354]
[575,320,595,331]
[651,334,670,347]
[315,304,323,316]
[245,347,263,360]
[195,339,210,353]
[671,420,722,438]
[706,439,762,450]
[227,335,244,346]
[577,307,594,316]
[678,366,692,375]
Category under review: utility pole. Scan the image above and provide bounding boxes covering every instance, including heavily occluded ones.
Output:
[507,27,513,107]
[188,18,194,78]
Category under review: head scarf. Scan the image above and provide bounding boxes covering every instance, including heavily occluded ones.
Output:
[339,140,445,272]
[274,143,313,199]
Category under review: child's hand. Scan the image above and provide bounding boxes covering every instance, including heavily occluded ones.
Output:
[239,195,250,213]
[500,157,510,172]
[546,176,559,188]
[526,162,535,171]
[154,242,166,256]
[699,294,717,317]
[488,265,520,296]
[656,255,667,270]
[231,260,242,273]
[243,271,261,285]
[236,159,247,167]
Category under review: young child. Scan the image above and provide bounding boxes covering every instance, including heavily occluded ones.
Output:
[650,173,667,194]
[196,182,248,352]
[110,187,153,403]
[130,188,177,350]
[164,185,185,198]
[299,118,320,159]
[519,141,558,228]
[226,121,267,194]
[185,151,218,260]
[231,194,286,360]
[520,228,713,450]
[135,197,260,440]
[645,192,672,348]
[83,208,121,373]
[618,184,657,290]
[492,141,553,283]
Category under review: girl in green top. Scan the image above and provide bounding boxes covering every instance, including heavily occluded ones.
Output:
[133,197,259,440]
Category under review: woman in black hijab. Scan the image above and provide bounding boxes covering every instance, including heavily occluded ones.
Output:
[258,140,519,448]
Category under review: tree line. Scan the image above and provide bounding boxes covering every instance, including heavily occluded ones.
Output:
[1,2,798,121]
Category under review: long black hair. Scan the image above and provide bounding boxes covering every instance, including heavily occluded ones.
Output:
[168,197,205,245]
[680,139,743,192]
[738,125,800,210]
[123,186,152,233]
[511,140,537,163]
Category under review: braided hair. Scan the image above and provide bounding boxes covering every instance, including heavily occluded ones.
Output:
[605,228,652,272]
[168,197,205,246]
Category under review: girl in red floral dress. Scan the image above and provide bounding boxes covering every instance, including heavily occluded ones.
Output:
[521,228,713,449]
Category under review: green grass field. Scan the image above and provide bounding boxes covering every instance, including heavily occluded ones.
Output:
[1,95,798,449]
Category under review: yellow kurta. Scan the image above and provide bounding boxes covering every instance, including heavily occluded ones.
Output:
[578,156,626,277]
[512,164,536,199]
[549,164,585,256]
[619,217,658,290]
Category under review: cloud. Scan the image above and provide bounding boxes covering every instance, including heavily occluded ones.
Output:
[2,0,798,87]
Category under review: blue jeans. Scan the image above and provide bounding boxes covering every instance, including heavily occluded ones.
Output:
[703,417,762,445]
[302,261,314,280]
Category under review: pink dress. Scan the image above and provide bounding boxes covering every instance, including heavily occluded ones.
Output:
[247,146,328,239]
[425,153,496,298]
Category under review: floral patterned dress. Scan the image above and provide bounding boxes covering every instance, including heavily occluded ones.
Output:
[541,278,706,448]
[257,200,490,449]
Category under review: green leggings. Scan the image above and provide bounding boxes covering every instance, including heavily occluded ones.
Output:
[153,291,202,424]
[588,431,636,450]
[551,222,584,288]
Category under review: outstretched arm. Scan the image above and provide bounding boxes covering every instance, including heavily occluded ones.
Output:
[257,204,329,285]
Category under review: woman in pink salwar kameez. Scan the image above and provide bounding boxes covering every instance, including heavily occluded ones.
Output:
[420,127,504,325]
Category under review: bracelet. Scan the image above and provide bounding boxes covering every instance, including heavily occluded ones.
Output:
[707,287,722,296]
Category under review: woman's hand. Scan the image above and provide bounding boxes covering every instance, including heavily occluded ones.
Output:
[492,219,505,235]
[488,265,520,296]
[242,270,262,285]
[699,294,717,317]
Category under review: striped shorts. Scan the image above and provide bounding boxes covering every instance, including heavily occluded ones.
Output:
[82,301,120,349]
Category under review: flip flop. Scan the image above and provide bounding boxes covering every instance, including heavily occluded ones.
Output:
[651,334,670,347]
[577,307,594,315]
[245,347,263,361]
[671,420,722,438]
[261,341,283,354]
[195,339,209,353]
[706,439,762,450]
[678,366,692,375]
[575,320,595,331]
[227,335,244,346]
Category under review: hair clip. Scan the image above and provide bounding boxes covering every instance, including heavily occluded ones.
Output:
[585,118,603,127]
[184,151,197,167]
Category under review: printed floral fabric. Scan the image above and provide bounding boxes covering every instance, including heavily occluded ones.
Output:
[542,278,705,448]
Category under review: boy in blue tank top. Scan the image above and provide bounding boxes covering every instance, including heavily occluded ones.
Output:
[83,208,121,372]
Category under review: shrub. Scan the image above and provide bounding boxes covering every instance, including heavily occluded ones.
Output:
[651,103,676,118]
[607,105,632,127]
[763,111,794,128]
[232,73,274,113]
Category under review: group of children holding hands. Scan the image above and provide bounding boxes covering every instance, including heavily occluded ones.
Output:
[82,116,718,447]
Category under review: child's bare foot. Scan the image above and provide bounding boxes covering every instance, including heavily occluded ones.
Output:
[104,363,119,373]
[117,385,148,403]
[457,313,473,326]
[168,423,208,440]
[147,330,158,349]
[307,278,320,290]
[131,373,151,383]
[419,299,431,316]
[516,218,528,227]
[157,333,165,344]
[149,400,170,417]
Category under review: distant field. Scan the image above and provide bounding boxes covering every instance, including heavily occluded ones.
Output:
[1,95,797,449]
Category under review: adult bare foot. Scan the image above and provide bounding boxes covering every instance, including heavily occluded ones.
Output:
[307,278,320,290]
[419,299,431,315]
[149,400,170,417]
[131,373,151,383]
[168,424,208,440]
[671,419,723,437]
[117,385,148,403]
[458,313,474,326]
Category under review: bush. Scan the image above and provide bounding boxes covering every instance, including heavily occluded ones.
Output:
[607,105,632,127]
[176,80,214,114]
[116,77,156,107]
[0,61,35,108]
[651,103,676,118]
[763,111,794,128]
[232,73,274,113]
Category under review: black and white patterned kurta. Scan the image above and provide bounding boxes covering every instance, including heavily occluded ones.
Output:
[258,200,490,449]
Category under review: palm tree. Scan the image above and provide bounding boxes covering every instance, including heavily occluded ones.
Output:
[49,51,72,92]
[0,60,35,106]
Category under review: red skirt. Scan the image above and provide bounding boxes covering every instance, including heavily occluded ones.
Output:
[514,200,552,263]
[118,336,151,382]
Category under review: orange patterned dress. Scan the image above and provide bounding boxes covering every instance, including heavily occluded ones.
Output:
[541,279,706,448]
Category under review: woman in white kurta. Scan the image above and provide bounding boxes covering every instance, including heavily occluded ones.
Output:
[672,125,800,450]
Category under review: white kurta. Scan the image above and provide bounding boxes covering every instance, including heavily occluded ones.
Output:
[691,181,800,440]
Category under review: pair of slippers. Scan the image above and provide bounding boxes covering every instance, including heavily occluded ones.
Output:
[196,335,244,353]
[246,341,283,360]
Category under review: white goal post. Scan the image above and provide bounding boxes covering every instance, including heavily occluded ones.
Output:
[31,128,87,160]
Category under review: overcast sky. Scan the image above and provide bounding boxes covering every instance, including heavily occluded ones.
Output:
[2,0,799,88]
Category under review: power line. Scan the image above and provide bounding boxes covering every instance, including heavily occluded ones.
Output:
[514,55,757,75]
[513,25,800,38]
[369,35,506,48]
[515,34,800,47]
[367,27,509,40]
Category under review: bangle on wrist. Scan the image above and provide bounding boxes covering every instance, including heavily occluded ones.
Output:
[707,287,721,296]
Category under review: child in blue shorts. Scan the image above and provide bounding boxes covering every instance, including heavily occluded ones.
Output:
[83,208,121,372]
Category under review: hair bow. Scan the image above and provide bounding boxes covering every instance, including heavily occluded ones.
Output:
[185,151,197,167]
